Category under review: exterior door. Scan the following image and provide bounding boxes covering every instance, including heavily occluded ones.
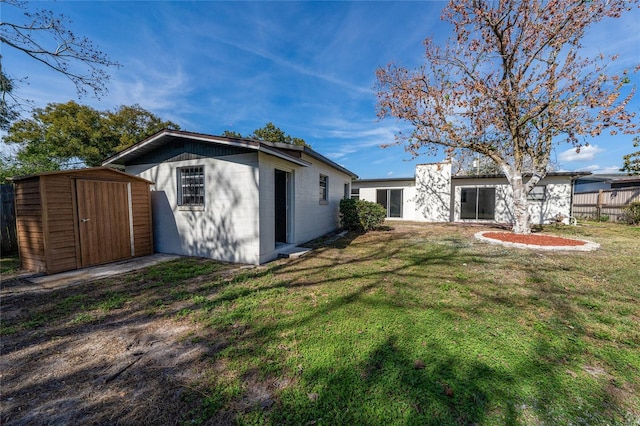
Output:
[76,180,132,267]
[460,187,496,220]
[376,189,403,218]
[274,170,290,244]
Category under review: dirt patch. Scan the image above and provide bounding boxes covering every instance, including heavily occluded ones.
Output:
[0,260,254,425]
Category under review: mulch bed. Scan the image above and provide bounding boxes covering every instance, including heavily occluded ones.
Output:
[482,232,587,246]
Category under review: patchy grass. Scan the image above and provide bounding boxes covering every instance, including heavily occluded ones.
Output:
[0,255,19,275]
[1,222,638,425]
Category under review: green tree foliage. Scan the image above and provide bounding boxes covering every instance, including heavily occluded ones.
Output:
[340,198,387,232]
[0,0,119,128]
[223,122,309,147]
[2,100,178,180]
[221,130,243,139]
[0,152,58,183]
[620,137,640,175]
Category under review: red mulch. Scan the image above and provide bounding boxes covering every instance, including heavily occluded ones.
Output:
[483,232,587,246]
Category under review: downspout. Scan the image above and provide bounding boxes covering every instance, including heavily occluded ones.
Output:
[570,175,577,220]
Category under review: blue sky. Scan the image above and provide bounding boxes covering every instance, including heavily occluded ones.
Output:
[3,1,639,178]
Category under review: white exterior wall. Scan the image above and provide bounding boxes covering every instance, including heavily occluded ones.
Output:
[355,180,417,221]
[353,162,452,222]
[126,153,261,264]
[452,176,574,224]
[295,152,351,243]
[257,154,295,264]
[257,152,352,263]
[354,163,575,225]
[414,163,452,222]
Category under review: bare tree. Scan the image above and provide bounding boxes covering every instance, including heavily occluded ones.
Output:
[0,0,119,128]
[376,0,638,233]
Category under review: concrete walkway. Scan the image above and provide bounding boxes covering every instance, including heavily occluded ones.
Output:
[1,253,180,295]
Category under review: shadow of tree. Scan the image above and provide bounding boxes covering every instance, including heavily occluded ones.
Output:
[270,335,521,425]
[1,223,637,425]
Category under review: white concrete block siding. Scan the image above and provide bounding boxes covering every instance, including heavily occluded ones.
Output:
[353,162,577,226]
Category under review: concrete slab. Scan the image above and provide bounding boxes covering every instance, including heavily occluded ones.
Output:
[2,254,180,295]
[276,245,312,259]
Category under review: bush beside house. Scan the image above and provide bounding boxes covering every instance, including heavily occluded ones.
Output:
[340,198,386,232]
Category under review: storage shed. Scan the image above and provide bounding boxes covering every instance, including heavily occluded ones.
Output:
[11,167,154,274]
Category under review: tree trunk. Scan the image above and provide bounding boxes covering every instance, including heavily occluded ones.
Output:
[510,176,532,234]
[513,185,531,234]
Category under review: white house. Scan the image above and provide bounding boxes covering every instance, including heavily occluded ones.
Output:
[352,162,590,225]
[103,129,357,264]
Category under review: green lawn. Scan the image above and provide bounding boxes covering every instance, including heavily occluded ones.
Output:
[3,222,639,425]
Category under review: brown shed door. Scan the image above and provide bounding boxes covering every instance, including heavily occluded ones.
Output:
[76,180,132,267]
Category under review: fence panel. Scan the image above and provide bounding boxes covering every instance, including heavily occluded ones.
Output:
[1,184,18,254]
[573,187,640,221]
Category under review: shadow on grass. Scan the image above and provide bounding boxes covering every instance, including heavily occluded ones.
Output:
[1,224,637,424]
[270,336,519,425]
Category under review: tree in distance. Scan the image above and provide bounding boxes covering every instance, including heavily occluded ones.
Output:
[1,101,178,182]
[620,137,640,175]
[376,0,638,234]
[223,122,309,147]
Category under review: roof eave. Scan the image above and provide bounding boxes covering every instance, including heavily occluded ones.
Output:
[102,129,311,168]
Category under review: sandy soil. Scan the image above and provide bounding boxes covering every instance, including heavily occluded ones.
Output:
[0,270,240,425]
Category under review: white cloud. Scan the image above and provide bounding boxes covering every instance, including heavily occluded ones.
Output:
[387,171,394,176]
[576,165,622,174]
[558,145,605,162]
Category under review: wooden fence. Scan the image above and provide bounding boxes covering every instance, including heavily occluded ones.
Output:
[1,184,18,254]
[573,187,640,222]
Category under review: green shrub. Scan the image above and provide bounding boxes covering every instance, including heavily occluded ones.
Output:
[340,198,387,232]
[621,201,640,225]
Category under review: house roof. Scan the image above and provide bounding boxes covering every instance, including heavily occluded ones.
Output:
[453,171,592,179]
[354,177,415,183]
[354,171,591,184]
[9,166,155,184]
[576,173,640,184]
[102,129,358,178]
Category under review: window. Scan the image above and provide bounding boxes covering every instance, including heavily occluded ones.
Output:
[460,187,495,220]
[376,189,403,218]
[319,174,328,202]
[178,166,205,206]
[528,185,546,201]
[351,188,360,200]
[344,183,350,199]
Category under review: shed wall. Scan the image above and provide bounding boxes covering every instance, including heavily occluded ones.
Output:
[41,175,79,274]
[15,179,45,272]
[14,168,153,274]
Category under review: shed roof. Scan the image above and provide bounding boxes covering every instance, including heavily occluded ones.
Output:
[9,166,155,184]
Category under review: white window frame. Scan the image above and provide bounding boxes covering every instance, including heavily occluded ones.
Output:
[319,174,328,204]
[527,185,546,201]
[376,188,403,218]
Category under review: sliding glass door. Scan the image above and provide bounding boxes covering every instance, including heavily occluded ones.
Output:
[377,189,403,218]
[460,187,495,220]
